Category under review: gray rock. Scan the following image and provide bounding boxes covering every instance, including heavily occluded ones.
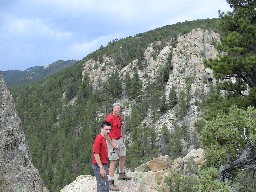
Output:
[0,74,48,192]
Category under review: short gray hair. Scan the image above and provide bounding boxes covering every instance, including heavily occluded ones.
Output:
[113,102,121,107]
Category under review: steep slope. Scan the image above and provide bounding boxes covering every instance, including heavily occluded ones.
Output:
[0,74,47,191]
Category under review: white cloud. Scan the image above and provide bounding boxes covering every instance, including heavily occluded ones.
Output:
[68,33,121,58]
[3,15,72,40]
[24,0,182,20]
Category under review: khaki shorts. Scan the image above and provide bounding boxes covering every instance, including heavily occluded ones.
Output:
[107,138,126,161]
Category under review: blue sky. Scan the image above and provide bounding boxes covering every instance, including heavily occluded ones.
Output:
[0,0,231,71]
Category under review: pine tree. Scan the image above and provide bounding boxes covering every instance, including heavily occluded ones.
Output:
[168,86,178,109]
[107,70,122,99]
[201,105,256,190]
[205,0,256,106]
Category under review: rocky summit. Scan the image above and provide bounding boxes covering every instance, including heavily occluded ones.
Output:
[60,148,205,192]
[0,74,47,192]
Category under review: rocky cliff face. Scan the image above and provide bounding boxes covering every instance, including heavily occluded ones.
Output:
[157,28,219,131]
[0,74,47,191]
[82,28,219,90]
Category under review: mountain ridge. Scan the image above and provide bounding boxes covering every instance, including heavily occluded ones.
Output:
[1,60,77,86]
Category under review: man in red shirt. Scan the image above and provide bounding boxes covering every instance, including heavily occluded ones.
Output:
[92,121,112,192]
[105,103,131,191]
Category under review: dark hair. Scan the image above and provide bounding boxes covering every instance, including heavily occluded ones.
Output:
[101,121,111,128]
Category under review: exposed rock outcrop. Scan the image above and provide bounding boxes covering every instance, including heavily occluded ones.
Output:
[0,74,47,192]
[60,148,205,192]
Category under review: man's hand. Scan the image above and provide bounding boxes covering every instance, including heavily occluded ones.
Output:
[100,166,106,177]
[112,143,118,149]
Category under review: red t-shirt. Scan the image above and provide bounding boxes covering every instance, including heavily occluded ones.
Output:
[105,113,122,139]
[92,134,108,164]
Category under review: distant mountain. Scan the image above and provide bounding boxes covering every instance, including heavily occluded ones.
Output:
[1,60,77,86]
